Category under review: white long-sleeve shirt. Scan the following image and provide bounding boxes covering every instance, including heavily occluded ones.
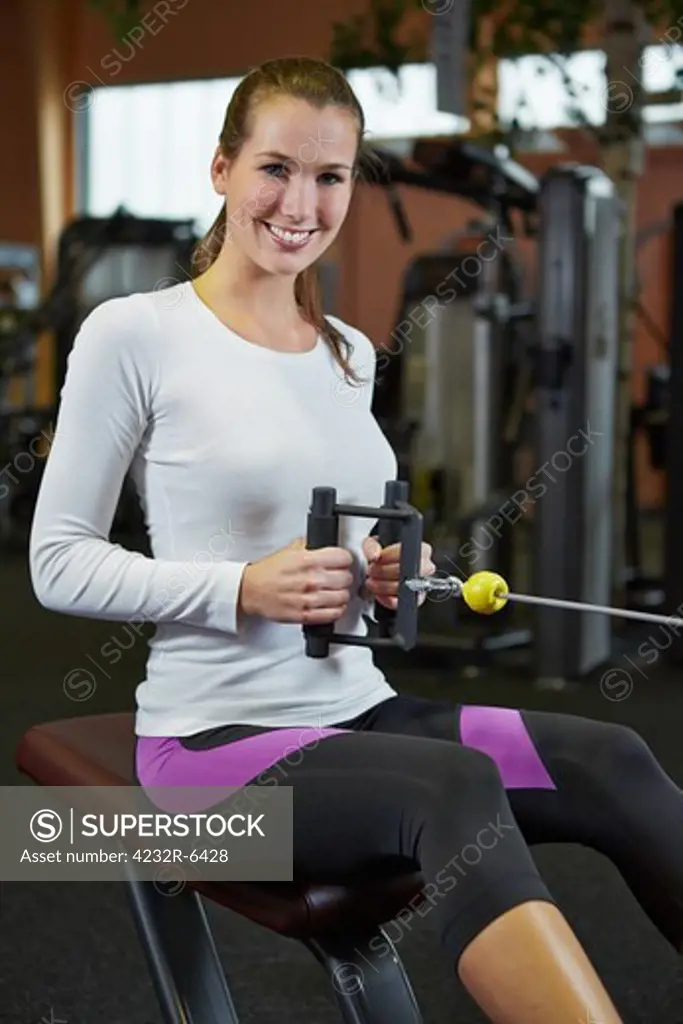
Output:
[29,280,399,736]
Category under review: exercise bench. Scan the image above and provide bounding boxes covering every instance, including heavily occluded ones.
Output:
[16,712,427,1024]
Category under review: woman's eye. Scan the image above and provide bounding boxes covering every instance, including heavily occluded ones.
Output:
[262,163,288,177]
[261,164,343,186]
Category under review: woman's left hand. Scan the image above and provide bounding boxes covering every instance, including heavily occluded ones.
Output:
[361,536,436,609]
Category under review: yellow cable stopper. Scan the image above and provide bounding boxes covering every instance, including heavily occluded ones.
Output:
[461,571,509,615]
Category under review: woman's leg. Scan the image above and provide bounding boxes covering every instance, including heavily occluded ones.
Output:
[136,723,622,1023]
[363,694,683,953]
[501,708,683,951]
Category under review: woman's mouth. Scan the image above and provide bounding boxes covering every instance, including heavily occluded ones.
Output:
[260,222,317,251]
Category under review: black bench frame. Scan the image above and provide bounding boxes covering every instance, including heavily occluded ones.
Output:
[125,868,424,1023]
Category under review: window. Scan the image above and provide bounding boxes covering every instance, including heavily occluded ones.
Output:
[498,44,683,130]
[80,48,683,229]
[82,77,241,231]
[79,64,467,231]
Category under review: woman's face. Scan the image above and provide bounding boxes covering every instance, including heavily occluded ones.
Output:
[211,96,359,275]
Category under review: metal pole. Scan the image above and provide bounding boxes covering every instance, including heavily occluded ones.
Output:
[405,576,683,629]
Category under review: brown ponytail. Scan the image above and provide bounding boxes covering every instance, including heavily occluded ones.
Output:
[294,265,362,386]
[191,205,227,277]
[190,56,383,387]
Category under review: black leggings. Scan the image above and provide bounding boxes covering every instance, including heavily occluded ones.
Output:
[136,695,683,964]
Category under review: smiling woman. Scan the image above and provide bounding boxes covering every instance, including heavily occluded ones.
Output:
[189,56,380,375]
[30,52,648,1024]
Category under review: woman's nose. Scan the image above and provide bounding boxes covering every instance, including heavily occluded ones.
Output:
[278,173,318,224]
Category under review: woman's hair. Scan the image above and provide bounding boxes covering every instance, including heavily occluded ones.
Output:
[191,56,381,386]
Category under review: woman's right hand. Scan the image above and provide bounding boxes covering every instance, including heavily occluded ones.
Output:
[239,538,355,624]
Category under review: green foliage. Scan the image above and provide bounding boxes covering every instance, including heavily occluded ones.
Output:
[640,0,683,24]
[475,0,602,57]
[330,0,683,73]
[330,0,427,73]
[86,0,145,40]
[84,0,683,76]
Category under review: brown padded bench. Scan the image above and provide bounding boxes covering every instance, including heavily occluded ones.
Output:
[16,712,427,1023]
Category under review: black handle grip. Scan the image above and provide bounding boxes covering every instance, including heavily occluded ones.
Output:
[302,480,422,658]
[304,487,338,658]
[374,480,410,636]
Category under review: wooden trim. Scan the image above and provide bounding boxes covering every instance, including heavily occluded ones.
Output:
[24,0,79,405]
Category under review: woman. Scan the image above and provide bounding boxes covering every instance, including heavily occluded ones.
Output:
[29,56,683,1023]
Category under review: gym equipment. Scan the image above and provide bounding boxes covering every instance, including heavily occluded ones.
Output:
[51,209,198,404]
[623,202,683,638]
[0,210,199,547]
[16,715,426,1024]
[664,201,683,661]
[626,364,668,610]
[303,480,422,656]
[377,245,529,564]
[371,141,538,667]
[17,482,670,1024]
[533,166,620,686]
[406,570,683,630]
[371,141,537,554]
[0,242,41,413]
[370,138,539,221]
[302,476,683,666]
[16,478,427,1021]
[0,244,44,546]
[371,149,621,686]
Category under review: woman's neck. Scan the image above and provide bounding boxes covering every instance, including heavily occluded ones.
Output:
[198,248,301,327]
[192,255,317,351]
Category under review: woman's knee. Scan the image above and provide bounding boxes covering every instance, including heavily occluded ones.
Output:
[600,721,653,762]
[420,744,516,843]
[587,722,667,800]
[536,714,658,795]
[579,718,651,769]
[416,747,551,961]
[429,743,507,803]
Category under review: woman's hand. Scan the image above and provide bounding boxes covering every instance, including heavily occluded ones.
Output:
[360,536,436,609]
[240,538,354,623]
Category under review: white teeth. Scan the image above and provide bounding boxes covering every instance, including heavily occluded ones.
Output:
[265,223,311,245]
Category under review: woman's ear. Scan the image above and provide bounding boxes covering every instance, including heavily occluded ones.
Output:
[210,146,231,196]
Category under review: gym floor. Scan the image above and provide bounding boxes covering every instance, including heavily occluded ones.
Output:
[2,549,683,1024]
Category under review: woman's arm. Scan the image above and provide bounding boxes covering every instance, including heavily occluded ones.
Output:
[29,294,248,634]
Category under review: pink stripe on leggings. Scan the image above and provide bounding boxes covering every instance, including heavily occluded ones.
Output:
[460,706,556,789]
[135,727,348,812]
